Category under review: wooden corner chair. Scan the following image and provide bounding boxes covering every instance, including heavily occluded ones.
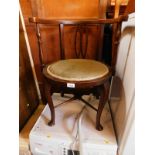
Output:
[29,15,128,131]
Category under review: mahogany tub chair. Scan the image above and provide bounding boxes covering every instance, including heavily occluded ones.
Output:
[29,15,128,131]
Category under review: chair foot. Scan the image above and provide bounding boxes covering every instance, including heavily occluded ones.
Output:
[48,119,55,126]
[96,124,103,131]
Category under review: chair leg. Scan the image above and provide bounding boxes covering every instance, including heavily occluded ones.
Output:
[96,81,110,131]
[60,91,64,97]
[44,82,55,126]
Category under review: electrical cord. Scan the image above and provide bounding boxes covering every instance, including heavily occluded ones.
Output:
[66,94,109,155]
[70,105,86,155]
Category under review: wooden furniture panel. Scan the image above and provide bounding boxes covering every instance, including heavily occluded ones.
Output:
[19,16,39,131]
[30,0,99,18]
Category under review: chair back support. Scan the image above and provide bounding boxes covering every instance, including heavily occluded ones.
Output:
[29,15,128,73]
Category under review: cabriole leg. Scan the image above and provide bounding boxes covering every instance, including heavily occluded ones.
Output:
[96,81,110,131]
[45,82,55,126]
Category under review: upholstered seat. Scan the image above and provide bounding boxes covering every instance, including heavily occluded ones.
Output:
[46,59,109,81]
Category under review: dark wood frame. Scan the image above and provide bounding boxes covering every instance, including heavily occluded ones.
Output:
[29,15,128,131]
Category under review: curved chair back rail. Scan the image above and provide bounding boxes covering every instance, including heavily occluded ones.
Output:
[29,15,128,25]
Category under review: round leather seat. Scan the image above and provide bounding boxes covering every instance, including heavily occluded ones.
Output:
[46,59,109,81]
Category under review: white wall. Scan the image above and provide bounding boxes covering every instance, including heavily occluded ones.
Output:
[123,122,135,155]
[109,13,135,155]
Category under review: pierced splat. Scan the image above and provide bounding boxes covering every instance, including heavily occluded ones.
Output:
[74,25,89,59]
